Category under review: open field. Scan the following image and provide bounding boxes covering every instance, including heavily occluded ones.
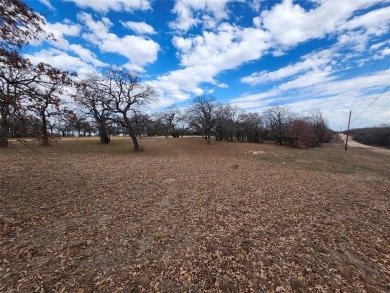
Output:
[1,137,389,292]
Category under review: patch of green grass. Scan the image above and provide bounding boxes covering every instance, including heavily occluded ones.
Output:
[253,146,389,177]
[299,163,356,175]
[255,157,290,164]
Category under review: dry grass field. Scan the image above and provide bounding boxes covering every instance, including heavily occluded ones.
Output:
[1,137,389,292]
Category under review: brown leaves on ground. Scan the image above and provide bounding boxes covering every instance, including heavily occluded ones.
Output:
[1,137,389,292]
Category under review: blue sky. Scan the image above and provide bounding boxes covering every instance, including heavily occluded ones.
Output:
[24,0,390,130]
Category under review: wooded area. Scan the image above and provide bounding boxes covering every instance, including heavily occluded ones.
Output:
[348,125,390,148]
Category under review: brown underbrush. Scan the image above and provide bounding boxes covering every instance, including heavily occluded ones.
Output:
[1,137,389,292]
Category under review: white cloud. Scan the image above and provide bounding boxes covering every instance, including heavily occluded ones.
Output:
[218,83,229,89]
[169,0,235,31]
[370,40,388,51]
[169,1,201,32]
[154,23,271,102]
[278,67,335,91]
[69,44,107,67]
[339,6,390,31]
[312,70,390,98]
[122,63,145,73]
[43,22,82,47]
[382,48,390,56]
[261,0,384,46]
[24,48,97,77]
[39,0,55,10]
[64,0,152,13]
[172,36,193,52]
[241,49,333,85]
[78,13,160,67]
[175,23,271,68]
[250,0,262,12]
[101,35,159,65]
[121,21,156,35]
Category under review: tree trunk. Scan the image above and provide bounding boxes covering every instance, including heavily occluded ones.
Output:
[129,125,141,151]
[0,124,9,147]
[98,122,110,144]
[205,127,211,145]
[0,104,9,148]
[41,112,49,146]
[124,116,141,151]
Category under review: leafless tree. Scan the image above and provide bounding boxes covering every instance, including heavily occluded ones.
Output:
[101,67,157,151]
[263,105,293,145]
[75,74,112,143]
[214,104,241,142]
[63,111,88,137]
[237,112,266,143]
[0,0,53,63]
[307,109,330,146]
[189,95,217,145]
[0,62,29,146]
[24,63,75,145]
[0,0,54,147]
[159,107,183,138]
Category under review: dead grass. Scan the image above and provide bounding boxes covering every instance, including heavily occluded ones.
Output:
[1,137,389,292]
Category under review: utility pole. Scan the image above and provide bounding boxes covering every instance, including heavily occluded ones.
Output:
[345,110,352,151]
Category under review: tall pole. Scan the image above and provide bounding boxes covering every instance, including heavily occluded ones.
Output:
[345,110,352,151]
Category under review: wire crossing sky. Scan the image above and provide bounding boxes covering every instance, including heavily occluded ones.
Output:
[25,0,390,130]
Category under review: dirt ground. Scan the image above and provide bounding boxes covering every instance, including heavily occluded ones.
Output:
[1,137,389,292]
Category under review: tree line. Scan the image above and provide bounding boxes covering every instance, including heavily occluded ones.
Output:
[1,0,333,151]
[348,125,390,148]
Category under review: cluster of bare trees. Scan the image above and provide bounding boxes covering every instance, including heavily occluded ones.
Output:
[184,96,333,148]
[0,0,156,151]
[0,0,75,146]
[349,124,390,147]
[74,69,157,150]
[75,93,331,148]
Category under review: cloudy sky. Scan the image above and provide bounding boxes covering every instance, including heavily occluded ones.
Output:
[25,0,390,130]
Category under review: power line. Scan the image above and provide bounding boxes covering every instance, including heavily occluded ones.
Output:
[352,60,390,121]
[370,61,390,89]
[352,83,390,121]
[353,39,389,116]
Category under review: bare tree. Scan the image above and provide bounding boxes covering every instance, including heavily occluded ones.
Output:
[263,105,293,145]
[0,62,28,146]
[214,104,241,142]
[64,111,87,137]
[75,74,112,143]
[237,112,266,143]
[0,0,54,147]
[130,113,153,137]
[176,113,191,138]
[102,67,157,151]
[189,95,217,145]
[0,0,52,63]
[159,107,183,138]
[25,63,74,145]
[307,109,331,145]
